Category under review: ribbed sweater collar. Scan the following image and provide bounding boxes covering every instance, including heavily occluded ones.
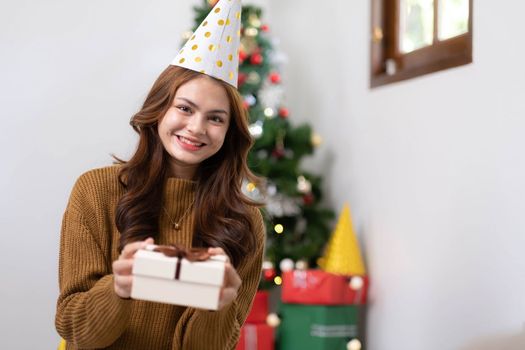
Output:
[162,177,197,220]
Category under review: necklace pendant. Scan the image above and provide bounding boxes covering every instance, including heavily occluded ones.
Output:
[173,223,180,230]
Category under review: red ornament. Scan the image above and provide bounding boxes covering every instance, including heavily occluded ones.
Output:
[261,24,270,32]
[269,72,281,84]
[250,53,263,65]
[278,107,290,118]
[302,193,315,205]
[239,50,248,64]
[238,72,247,87]
[263,268,276,281]
[271,148,285,159]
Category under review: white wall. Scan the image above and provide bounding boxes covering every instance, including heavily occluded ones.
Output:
[0,0,203,347]
[266,0,525,349]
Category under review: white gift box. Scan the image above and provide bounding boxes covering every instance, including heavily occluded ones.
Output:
[131,245,226,310]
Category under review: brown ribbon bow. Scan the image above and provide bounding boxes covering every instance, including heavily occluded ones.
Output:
[153,245,211,280]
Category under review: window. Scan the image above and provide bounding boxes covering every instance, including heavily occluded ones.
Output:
[371,0,472,88]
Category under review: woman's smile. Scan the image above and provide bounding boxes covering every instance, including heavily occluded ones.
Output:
[175,135,206,150]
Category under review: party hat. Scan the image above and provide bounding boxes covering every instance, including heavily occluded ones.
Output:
[171,0,242,88]
[319,203,366,276]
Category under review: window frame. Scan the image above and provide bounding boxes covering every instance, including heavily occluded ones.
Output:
[370,0,473,88]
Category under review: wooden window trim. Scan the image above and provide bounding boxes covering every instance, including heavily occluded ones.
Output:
[371,0,473,88]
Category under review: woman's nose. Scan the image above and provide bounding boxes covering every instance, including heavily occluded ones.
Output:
[186,115,206,135]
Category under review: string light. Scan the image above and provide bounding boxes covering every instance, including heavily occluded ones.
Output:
[248,14,262,28]
[347,339,362,350]
[274,276,282,285]
[295,260,308,270]
[349,276,364,290]
[279,258,294,272]
[264,107,275,118]
[248,122,263,138]
[311,133,323,147]
[247,71,261,84]
[262,261,274,269]
[266,313,281,327]
[297,175,312,193]
[244,94,257,106]
[245,27,259,37]
[274,224,284,234]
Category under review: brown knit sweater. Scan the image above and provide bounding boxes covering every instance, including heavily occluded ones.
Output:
[55,166,265,350]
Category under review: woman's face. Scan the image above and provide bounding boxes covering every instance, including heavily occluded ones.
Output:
[158,76,231,179]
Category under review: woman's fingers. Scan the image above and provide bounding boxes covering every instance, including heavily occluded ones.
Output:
[207,247,238,286]
[205,247,241,309]
[218,287,238,309]
[113,237,154,298]
[208,247,231,265]
[120,238,154,259]
[113,258,134,298]
[114,238,155,274]
[217,262,242,309]
[223,262,242,288]
[113,272,133,299]
[208,247,225,255]
[112,259,133,275]
[114,274,133,289]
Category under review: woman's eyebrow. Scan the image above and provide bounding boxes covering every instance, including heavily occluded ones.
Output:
[175,97,228,115]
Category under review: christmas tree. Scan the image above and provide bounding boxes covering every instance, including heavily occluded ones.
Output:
[190,0,334,288]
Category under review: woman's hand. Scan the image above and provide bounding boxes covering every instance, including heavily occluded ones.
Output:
[208,247,242,309]
[112,237,154,298]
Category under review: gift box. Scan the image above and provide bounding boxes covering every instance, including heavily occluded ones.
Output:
[281,270,368,305]
[279,304,358,350]
[245,291,269,324]
[236,323,274,350]
[131,245,226,310]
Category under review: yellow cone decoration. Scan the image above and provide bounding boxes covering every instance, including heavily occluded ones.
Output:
[319,203,366,275]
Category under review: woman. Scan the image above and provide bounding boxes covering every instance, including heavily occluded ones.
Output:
[55,1,265,348]
[55,64,264,349]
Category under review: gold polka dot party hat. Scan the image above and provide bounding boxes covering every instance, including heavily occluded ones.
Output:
[171,0,242,88]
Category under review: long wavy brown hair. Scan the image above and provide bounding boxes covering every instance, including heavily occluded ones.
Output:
[114,65,262,267]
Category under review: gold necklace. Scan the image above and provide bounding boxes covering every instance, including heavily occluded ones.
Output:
[162,200,195,230]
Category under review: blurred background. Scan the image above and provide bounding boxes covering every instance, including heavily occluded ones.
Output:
[1,0,524,349]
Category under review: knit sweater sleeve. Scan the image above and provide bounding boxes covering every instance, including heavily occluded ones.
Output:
[55,173,132,348]
[171,207,266,350]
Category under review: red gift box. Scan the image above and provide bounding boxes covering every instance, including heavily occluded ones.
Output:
[236,324,274,350]
[245,291,269,324]
[281,270,368,305]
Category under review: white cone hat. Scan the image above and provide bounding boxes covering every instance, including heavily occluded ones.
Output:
[171,0,242,88]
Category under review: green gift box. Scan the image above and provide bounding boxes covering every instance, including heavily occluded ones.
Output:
[279,304,359,350]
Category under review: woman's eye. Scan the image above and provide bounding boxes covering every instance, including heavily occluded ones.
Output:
[210,116,224,123]
[177,105,191,113]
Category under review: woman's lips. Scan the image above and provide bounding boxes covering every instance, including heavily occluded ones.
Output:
[176,135,205,151]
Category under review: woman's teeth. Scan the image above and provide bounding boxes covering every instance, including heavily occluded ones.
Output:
[178,136,203,147]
